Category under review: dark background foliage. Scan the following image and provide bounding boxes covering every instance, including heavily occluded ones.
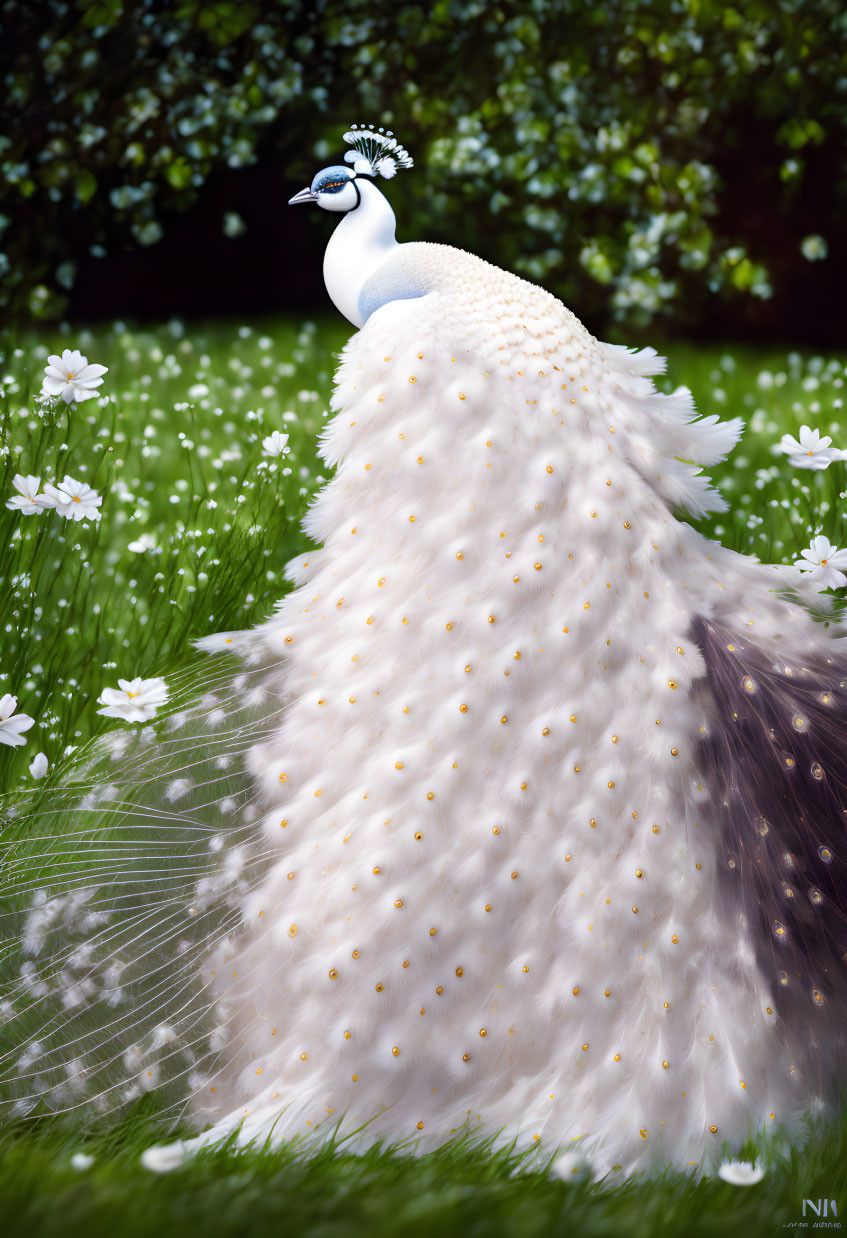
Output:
[2,0,846,341]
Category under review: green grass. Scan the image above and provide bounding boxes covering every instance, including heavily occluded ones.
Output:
[1,319,847,1235]
[2,1103,847,1238]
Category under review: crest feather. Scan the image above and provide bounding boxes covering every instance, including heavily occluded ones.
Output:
[342,124,413,179]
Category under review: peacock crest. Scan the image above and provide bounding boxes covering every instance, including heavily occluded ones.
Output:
[342,124,413,179]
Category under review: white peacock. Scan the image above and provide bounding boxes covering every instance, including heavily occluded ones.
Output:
[2,124,845,1180]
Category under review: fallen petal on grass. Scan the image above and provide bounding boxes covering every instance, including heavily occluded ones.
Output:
[717,1159,765,1186]
[140,1142,189,1173]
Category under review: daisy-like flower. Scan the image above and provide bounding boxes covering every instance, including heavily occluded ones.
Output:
[70,1152,95,1172]
[778,425,842,471]
[5,474,53,515]
[97,677,169,722]
[41,349,108,404]
[0,694,35,748]
[794,535,847,590]
[717,1159,765,1186]
[262,430,290,457]
[42,476,102,522]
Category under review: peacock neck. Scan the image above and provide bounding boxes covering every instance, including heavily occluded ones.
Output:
[323,179,400,328]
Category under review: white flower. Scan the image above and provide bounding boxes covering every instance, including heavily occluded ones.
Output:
[800,234,828,262]
[127,532,158,554]
[794,535,847,590]
[0,694,35,748]
[5,474,53,515]
[29,752,48,779]
[717,1159,765,1186]
[140,1141,189,1173]
[262,430,290,457]
[778,425,842,471]
[70,1152,95,1171]
[41,349,108,404]
[96,676,169,722]
[223,211,246,238]
[42,476,103,522]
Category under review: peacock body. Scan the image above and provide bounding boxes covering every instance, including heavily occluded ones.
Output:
[2,126,846,1179]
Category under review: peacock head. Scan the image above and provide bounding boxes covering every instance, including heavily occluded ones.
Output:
[288,125,413,213]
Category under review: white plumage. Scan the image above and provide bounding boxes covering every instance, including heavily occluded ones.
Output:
[2,131,845,1180]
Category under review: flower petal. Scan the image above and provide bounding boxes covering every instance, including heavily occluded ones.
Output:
[717,1159,765,1186]
[75,364,108,381]
[0,694,18,718]
[140,1141,189,1173]
[29,752,48,779]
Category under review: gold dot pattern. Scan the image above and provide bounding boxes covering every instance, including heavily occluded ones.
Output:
[158,237,811,1182]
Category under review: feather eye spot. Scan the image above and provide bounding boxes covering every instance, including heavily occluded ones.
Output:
[809,887,824,905]
[773,920,787,939]
[818,846,833,863]
[792,714,808,732]
[743,677,757,694]
[811,762,824,781]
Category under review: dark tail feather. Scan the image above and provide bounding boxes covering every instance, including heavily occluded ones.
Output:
[691,616,847,1079]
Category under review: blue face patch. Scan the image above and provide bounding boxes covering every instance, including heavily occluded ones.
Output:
[310,165,353,195]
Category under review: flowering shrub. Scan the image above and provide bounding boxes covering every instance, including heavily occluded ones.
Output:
[1,1,844,331]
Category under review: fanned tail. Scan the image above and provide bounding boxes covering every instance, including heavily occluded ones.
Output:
[0,651,284,1130]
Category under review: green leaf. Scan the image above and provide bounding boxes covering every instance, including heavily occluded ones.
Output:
[166,158,193,190]
[76,169,97,204]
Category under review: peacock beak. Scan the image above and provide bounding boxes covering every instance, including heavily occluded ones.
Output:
[288,187,318,206]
